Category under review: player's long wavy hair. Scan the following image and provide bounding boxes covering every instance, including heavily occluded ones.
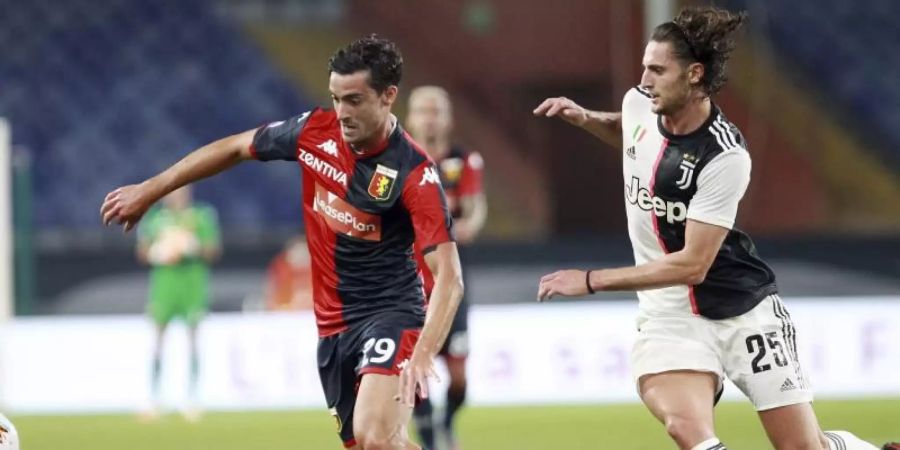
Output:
[328,34,403,93]
[652,6,747,96]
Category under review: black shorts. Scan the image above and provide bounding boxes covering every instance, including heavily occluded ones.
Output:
[317,311,423,448]
[438,297,469,358]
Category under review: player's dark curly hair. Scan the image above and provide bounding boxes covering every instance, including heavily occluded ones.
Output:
[651,6,747,96]
[328,34,403,93]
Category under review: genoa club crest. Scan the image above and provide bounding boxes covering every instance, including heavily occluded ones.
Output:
[367,164,398,201]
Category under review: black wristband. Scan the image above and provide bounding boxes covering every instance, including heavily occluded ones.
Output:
[585,270,596,295]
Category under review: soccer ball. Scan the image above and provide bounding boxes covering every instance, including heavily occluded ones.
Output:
[0,413,18,450]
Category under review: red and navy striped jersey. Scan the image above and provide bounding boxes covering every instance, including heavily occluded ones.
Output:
[250,109,454,336]
[413,146,483,296]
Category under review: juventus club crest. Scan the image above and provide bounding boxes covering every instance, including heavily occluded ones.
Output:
[368,164,398,201]
[676,158,696,190]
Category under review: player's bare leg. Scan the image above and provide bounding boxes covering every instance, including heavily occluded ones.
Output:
[353,373,421,450]
[181,323,202,422]
[758,403,826,449]
[759,404,878,450]
[760,403,880,449]
[140,322,167,422]
[442,355,467,450]
[639,370,721,450]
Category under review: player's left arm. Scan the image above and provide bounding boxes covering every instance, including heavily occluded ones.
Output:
[455,195,487,244]
[419,242,464,358]
[453,152,487,244]
[397,162,463,406]
[538,150,751,300]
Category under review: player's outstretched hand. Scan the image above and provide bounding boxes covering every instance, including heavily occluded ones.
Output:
[537,269,590,301]
[396,352,439,407]
[533,97,589,127]
[100,183,156,232]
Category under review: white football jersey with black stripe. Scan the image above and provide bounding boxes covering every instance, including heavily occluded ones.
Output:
[621,87,778,320]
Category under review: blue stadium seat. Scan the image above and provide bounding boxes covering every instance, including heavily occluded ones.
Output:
[0,0,314,229]
[729,0,900,167]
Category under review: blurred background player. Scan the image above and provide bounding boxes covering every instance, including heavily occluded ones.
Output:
[407,86,486,450]
[135,185,221,421]
[264,235,313,311]
[535,5,883,450]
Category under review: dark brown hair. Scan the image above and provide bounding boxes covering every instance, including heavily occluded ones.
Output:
[328,34,403,93]
[651,6,747,95]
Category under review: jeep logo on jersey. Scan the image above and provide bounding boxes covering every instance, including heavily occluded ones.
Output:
[314,183,381,241]
[368,164,398,201]
[317,139,339,156]
[676,159,696,190]
[299,149,347,186]
[625,176,687,224]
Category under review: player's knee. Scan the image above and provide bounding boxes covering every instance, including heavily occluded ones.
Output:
[355,431,399,450]
[354,421,403,450]
[664,414,712,449]
[448,376,467,395]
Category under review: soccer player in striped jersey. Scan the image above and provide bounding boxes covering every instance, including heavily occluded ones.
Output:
[102,35,463,450]
[534,6,881,450]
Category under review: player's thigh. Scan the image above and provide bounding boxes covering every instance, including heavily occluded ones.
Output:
[718,295,813,412]
[353,373,414,444]
[758,402,827,450]
[639,370,719,426]
[180,294,209,328]
[631,314,724,406]
[352,313,422,444]
[147,296,176,327]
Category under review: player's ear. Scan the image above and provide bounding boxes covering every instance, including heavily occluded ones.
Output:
[688,62,704,87]
[381,85,398,107]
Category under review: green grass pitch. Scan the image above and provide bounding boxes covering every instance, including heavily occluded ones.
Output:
[10,399,899,449]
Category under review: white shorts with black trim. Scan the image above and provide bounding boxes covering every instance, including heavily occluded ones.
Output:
[631,294,813,411]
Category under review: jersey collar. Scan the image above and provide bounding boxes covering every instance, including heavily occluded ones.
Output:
[350,116,400,159]
[657,102,720,141]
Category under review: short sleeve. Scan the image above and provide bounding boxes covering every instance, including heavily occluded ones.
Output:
[686,150,752,229]
[402,161,454,254]
[249,111,312,161]
[457,151,484,196]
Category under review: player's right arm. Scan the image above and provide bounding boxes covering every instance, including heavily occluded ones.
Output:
[101,112,311,231]
[101,130,256,231]
[533,97,622,149]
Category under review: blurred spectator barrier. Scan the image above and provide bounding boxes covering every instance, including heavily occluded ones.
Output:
[1,297,898,413]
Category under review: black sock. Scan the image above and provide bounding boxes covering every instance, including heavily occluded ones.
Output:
[413,397,435,449]
[443,384,467,440]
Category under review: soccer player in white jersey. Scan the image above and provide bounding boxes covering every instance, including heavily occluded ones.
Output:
[533,6,886,450]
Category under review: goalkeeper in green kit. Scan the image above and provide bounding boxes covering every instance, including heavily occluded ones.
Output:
[136,185,220,421]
